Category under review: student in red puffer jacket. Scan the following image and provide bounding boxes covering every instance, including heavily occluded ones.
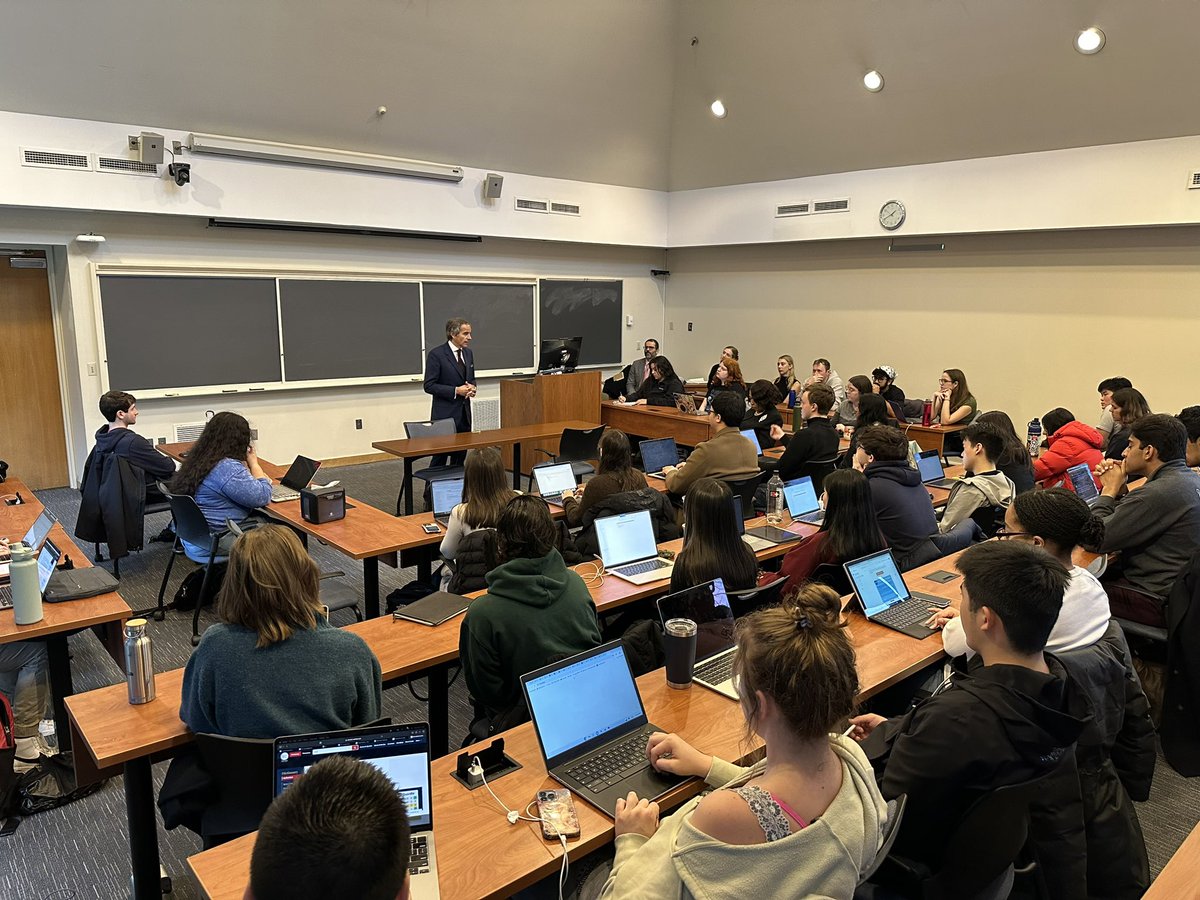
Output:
[1034,408,1104,491]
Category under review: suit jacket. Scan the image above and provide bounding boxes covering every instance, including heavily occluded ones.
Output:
[424,343,475,429]
[625,356,652,396]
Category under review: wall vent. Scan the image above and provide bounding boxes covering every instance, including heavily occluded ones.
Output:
[811,197,851,214]
[9,258,47,269]
[549,201,581,216]
[173,422,206,443]
[775,202,811,217]
[97,156,159,176]
[21,147,90,171]
[515,197,550,213]
[472,398,501,431]
[1189,171,1200,190]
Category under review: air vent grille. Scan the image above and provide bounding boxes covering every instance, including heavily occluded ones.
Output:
[173,422,206,442]
[549,201,580,216]
[472,398,501,431]
[811,198,851,214]
[775,202,811,217]
[22,148,90,171]
[9,258,47,269]
[515,197,550,213]
[97,156,159,176]
[1189,171,1200,190]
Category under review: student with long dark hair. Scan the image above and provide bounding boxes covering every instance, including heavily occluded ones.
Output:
[624,356,685,407]
[931,368,977,426]
[837,393,893,469]
[836,375,875,426]
[742,379,784,449]
[562,430,647,527]
[440,447,518,566]
[1105,387,1151,460]
[670,478,758,592]
[976,410,1036,494]
[773,469,888,597]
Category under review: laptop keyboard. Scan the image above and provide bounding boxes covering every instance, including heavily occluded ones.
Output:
[874,599,938,629]
[695,652,735,686]
[613,559,669,577]
[270,485,301,502]
[795,511,824,524]
[409,835,430,875]
[566,728,654,791]
[0,585,11,609]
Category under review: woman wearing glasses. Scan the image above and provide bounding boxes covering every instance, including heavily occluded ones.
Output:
[927,488,1110,658]
[930,368,977,427]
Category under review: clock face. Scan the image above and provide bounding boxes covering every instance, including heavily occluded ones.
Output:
[880,200,906,231]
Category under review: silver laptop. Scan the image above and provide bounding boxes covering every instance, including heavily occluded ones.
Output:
[739,429,764,456]
[639,437,678,480]
[843,548,949,639]
[533,463,576,506]
[1066,463,1101,506]
[595,510,673,584]
[273,722,441,899]
[521,641,685,816]
[430,477,464,525]
[270,455,321,502]
[783,476,826,525]
[655,578,739,700]
[0,536,62,610]
[0,508,57,578]
[917,450,959,490]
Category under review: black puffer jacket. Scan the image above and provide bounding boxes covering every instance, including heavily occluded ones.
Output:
[574,488,682,558]
[447,522,583,595]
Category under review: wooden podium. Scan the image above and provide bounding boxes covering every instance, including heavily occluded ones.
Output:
[499,371,602,476]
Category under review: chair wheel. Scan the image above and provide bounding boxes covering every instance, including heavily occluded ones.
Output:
[152,609,166,622]
[191,634,201,647]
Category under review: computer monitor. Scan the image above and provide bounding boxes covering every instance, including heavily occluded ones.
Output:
[538,336,583,373]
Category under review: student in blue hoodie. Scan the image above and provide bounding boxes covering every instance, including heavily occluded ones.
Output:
[92,391,177,493]
[459,495,602,726]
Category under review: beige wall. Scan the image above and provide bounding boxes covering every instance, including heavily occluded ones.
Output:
[664,227,1200,434]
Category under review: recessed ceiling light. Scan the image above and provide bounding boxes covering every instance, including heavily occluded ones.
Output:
[1075,27,1105,54]
[710,99,727,118]
[863,70,885,92]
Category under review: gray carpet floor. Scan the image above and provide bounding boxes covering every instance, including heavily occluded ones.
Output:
[3,457,1198,899]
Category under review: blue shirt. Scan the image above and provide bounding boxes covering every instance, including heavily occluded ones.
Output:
[181,457,272,558]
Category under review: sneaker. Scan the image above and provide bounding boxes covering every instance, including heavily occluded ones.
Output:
[150,527,176,544]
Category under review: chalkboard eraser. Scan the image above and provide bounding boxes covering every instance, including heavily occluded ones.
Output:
[165,393,180,397]
[249,387,265,391]
[221,388,238,393]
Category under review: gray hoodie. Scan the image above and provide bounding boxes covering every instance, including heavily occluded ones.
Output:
[938,469,1015,533]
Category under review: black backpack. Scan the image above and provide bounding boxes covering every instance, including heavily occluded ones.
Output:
[15,752,103,816]
[172,562,227,611]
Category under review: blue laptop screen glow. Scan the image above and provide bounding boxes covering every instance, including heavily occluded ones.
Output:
[739,429,763,455]
[525,644,643,760]
[782,477,819,515]
[535,463,576,496]
[1067,463,1099,501]
[431,478,464,515]
[36,541,58,592]
[639,438,677,474]
[845,551,912,617]
[595,510,656,567]
[917,452,944,482]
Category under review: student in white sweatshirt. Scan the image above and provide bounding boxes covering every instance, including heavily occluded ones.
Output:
[930,487,1110,658]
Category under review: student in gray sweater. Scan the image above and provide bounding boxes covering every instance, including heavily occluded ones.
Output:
[180,525,382,738]
[1092,414,1200,627]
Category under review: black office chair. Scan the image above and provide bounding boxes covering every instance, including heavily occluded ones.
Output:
[796,456,840,494]
[858,795,908,887]
[726,576,788,617]
[968,504,1006,539]
[397,419,466,515]
[148,492,230,644]
[530,425,605,489]
[725,474,762,521]
[810,563,852,596]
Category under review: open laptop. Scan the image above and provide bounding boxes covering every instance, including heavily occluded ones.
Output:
[1066,462,1101,506]
[0,536,62,610]
[595,510,673,584]
[521,641,686,815]
[741,494,804,548]
[674,393,703,416]
[533,463,576,506]
[430,477,464,525]
[782,475,826,525]
[655,578,739,699]
[916,450,959,489]
[270,455,321,502]
[739,429,764,456]
[639,437,679,480]
[0,508,58,581]
[843,548,950,639]
[274,723,441,899]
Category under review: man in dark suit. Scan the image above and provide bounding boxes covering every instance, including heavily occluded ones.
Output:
[423,317,476,465]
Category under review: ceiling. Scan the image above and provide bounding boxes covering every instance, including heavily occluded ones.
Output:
[2,1,1199,192]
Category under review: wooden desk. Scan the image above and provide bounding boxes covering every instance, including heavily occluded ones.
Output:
[898,422,967,456]
[1143,819,1200,899]
[601,401,714,447]
[374,420,599,516]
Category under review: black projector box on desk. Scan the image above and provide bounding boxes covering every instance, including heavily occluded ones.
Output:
[300,486,345,524]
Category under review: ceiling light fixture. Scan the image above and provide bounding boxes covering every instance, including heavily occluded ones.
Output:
[710,99,727,118]
[1075,27,1105,54]
[74,233,107,244]
[863,70,885,92]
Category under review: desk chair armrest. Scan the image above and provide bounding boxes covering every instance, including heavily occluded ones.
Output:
[318,570,347,580]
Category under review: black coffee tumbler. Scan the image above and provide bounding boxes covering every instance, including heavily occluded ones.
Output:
[664,618,698,689]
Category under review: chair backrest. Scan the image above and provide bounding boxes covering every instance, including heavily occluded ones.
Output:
[725,473,762,520]
[810,562,852,596]
[726,576,788,616]
[859,794,908,884]
[796,456,839,493]
[1114,617,1168,644]
[193,732,276,842]
[405,418,458,439]
[169,493,217,547]
[557,425,606,463]
[969,504,1006,539]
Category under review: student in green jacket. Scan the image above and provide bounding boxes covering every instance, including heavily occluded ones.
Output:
[459,495,602,729]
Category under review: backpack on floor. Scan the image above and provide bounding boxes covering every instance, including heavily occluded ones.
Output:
[0,691,16,824]
[15,751,103,815]
[172,562,227,611]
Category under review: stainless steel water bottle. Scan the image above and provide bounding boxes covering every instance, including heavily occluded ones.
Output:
[124,618,156,705]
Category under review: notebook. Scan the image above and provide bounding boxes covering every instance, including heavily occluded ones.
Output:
[843,549,950,639]
[739,429,764,455]
[521,641,685,815]
[639,437,678,480]
[1066,463,1101,505]
[0,536,62,610]
[273,723,440,899]
[391,590,471,626]
[430,478,465,525]
[782,476,826,525]
[533,463,576,506]
[270,455,321,502]
[916,450,959,489]
[655,578,738,700]
[595,510,673,584]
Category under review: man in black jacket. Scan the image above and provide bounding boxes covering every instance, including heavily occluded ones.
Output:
[93,391,176,496]
[851,541,1089,899]
[767,382,840,483]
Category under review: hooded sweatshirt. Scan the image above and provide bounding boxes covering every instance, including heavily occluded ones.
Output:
[599,736,887,900]
[1034,421,1104,489]
[863,459,938,568]
[937,468,1015,533]
[93,424,176,482]
[459,548,601,718]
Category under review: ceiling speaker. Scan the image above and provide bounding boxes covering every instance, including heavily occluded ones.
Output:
[484,173,504,199]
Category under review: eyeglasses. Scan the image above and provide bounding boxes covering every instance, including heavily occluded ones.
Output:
[993,529,1034,540]
[937,378,952,384]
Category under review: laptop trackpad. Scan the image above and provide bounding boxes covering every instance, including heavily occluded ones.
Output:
[604,765,685,813]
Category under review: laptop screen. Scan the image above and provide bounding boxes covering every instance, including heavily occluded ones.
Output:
[23,510,57,549]
[37,538,62,593]
[916,450,944,483]
[595,510,657,567]
[844,550,913,617]
[281,455,320,490]
[1067,463,1099,501]
[535,463,576,497]
[523,642,646,765]
[431,478,464,515]
[782,477,819,515]
[639,438,678,474]
[739,429,763,455]
[273,723,433,828]
[656,578,735,661]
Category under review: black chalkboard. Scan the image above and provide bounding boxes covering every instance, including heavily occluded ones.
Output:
[539,279,622,366]
[421,282,536,373]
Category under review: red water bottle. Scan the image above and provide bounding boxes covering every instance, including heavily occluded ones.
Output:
[921,400,933,426]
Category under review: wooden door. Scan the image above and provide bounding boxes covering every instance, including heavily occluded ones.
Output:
[0,253,69,488]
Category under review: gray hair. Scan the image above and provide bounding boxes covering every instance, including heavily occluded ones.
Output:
[445,317,470,340]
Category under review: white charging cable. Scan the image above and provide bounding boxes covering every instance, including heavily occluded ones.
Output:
[470,756,570,899]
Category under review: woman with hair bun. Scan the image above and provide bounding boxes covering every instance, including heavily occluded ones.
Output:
[929,487,1110,658]
[584,583,887,899]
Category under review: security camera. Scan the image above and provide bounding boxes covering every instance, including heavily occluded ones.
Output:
[168,162,191,187]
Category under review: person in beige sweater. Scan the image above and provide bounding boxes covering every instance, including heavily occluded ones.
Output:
[663,392,758,498]
[579,584,888,900]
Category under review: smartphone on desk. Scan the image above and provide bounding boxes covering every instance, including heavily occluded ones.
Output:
[536,789,581,841]
[422,523,441,534]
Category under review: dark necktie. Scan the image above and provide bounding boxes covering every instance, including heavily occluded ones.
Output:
[456,348,466,378]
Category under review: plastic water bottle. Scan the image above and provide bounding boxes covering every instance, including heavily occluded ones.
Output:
[766,472,785,525]
[124,619,156,705]
[787,389,797,409]
[10,542,44,625]
[1027,418,1043,458]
